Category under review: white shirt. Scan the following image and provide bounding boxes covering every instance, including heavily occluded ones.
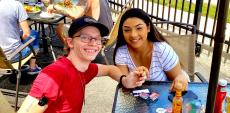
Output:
[0,0,28,56]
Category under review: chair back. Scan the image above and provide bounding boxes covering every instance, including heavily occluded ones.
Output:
[154,22,196,81]
[0,37,35,111]
[165,34,195,77]
[0,37,35,70]
[0,48,14,69]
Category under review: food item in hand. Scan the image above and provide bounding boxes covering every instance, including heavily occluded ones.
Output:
[136,66,148,77]
[137,71,147,77]
[64,0,73,8]
[57,0,73,8]
[57,2,64,6]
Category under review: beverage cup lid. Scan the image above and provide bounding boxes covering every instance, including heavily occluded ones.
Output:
[218,79,227,86]
[190,100,202,109]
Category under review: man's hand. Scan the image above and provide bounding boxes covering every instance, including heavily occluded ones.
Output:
[122,66,149,88]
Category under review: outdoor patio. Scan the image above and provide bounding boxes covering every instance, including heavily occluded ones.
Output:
[0,31,229,112]
[0,0,230,112]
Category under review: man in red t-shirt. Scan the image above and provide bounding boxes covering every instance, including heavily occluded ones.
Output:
[18,16,149,113]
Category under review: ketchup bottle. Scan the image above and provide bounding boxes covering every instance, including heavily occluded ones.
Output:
[214,79,227,113]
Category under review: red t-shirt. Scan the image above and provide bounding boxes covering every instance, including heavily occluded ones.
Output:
[29,57,98,113]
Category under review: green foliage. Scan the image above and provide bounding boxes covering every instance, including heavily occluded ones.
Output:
[148,0,230,23]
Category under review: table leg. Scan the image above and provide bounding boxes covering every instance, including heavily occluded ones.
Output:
[41,23,48,53]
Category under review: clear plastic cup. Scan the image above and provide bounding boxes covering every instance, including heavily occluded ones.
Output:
[182,99,202,113]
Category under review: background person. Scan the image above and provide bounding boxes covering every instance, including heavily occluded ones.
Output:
[17,16,148,113]
[46,0,113,31]
[46,0,113,64]
[113,8,188,91]
[0,0,41,75]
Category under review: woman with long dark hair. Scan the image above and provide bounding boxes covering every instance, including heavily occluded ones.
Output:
[113,8,188,91]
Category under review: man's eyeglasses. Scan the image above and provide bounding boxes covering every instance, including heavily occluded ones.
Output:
[73,34,106,45]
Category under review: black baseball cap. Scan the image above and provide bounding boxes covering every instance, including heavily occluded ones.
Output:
[68,16,109,37]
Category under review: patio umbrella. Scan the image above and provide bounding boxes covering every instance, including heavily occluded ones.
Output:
[205,0,230,112]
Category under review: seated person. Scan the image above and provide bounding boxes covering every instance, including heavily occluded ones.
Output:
[17,16,148,113]
[0,0,41,75]
[113,8,189,91]
[46,0,113,64]
[46,0,113,31]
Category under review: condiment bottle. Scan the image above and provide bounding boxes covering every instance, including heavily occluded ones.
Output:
[173,83,183,113]
[226,95,230,113]
[214,79,227,113]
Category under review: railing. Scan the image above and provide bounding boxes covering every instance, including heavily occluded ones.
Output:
[108,0,230,61]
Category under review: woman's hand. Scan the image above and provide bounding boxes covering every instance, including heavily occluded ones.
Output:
[122,66,149,88]
[170,74,188,91]
[136,66,150,79]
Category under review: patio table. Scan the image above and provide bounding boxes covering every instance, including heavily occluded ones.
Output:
[112,81,230,113]
[28,12,66,54]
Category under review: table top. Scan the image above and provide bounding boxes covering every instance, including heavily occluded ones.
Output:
[112,81,230,113]
[28,12,65,24]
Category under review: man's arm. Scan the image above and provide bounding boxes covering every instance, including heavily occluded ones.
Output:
[17,95,48,113]
[19,20,30,40]
[97,64,148,88]
[115,65,129,75]
[47,0,87,20]
[87,0,99,21]
[55,5,85,20]
[97,64,122,81]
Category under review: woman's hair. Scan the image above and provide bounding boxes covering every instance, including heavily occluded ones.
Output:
[113,8,166,64]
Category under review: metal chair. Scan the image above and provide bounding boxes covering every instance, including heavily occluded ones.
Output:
[153,21,207,82]
[0,37,35,111]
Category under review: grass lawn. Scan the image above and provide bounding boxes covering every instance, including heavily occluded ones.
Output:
[148,0,230,23]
